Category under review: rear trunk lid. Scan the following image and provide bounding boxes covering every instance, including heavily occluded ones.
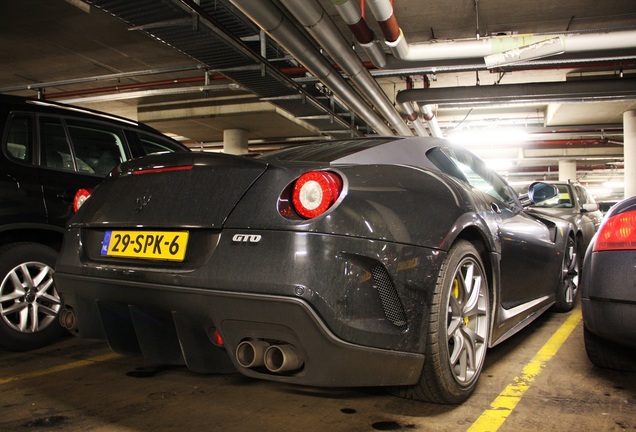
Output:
[72,152,269,229]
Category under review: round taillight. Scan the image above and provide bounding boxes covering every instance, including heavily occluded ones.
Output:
[73,188,92,213]
[292,171,342,219]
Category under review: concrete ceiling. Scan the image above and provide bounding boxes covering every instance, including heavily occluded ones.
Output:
[1,0,635,198]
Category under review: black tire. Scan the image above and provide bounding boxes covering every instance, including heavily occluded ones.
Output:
[553,236,579,312]
[394,240,490,404]
[0,242,66,351]
[584,327,636,372]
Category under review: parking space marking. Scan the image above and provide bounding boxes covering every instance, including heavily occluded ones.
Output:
[468,310,582,432]
[0,352,120,385]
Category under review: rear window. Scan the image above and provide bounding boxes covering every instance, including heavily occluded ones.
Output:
[4,115,33,162]
[39,117,127,176]
[256,137,395,162]
[135,131,187,155]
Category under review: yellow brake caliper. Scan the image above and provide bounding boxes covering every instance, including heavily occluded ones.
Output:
[453,278,469,326]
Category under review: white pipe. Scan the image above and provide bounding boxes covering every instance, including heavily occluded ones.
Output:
[279,0,411,136]
[366,0,636,64]
[367,0,393,22]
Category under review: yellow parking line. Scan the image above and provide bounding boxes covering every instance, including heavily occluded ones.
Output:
[0,352,121,385]
[468,310,582,432]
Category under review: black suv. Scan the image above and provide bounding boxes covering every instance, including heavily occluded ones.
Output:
[0,94,189,351]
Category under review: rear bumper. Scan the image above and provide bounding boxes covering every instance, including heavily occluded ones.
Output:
[56,272,424,387]
[55,227,443,387]
[581,250,636,349]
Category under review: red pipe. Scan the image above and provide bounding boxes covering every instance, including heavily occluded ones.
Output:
[45,76,212,99]
[524,139,622,147]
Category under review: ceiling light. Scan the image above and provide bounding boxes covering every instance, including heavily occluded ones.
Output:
[603,181,625,188]
[485,159,513,171]
[447,128,529,147]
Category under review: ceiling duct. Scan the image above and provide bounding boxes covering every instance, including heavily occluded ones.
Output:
[396,77,636,108]
[277,0,412,136]
[229,0,395,135]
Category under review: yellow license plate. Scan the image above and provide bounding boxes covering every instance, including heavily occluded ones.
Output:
[101,230,189,261]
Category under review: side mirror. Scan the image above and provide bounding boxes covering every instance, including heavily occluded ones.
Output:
[520,182,558,207]
[528,182,558,203]
[582,203,599,213]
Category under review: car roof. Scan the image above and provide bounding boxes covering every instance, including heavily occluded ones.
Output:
[257,136,450,168]
[0,93,152,131]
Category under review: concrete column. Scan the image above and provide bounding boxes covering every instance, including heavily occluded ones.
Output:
[558,160,577,182]
[223,129,249,155]
[624,110,636,199]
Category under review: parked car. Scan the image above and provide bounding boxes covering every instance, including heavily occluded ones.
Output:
[581,195,636,371]
[598,200,619,215]
[54,136,577,404]
[522,180,603,263]
[0,94,189,351]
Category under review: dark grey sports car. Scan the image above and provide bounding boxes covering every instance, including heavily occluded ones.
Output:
[54,137,577,404]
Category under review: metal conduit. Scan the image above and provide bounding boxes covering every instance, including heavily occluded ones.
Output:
[396,78,636,107]
[229,0,394,136]
[279,0,412,136]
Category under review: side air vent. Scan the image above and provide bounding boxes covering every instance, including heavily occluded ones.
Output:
[371,266,408,329]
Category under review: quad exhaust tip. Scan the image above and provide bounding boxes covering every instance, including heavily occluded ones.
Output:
[235,339,304,373]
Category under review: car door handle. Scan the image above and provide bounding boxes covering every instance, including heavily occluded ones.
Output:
[491,202,502,214]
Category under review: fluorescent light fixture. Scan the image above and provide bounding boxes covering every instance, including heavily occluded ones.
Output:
[586,187,613,197]
[59,84,240,104]
[484,37,565,68]
[485,159,513,171]
[603,181,625,188]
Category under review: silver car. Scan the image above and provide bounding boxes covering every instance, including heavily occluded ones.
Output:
[528,180,603,256]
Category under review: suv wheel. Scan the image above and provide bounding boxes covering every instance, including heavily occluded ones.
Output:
[0,242,66,351]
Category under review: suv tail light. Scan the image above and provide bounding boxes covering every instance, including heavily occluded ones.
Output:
[291,171,343,219]
[593,209,636,251]
[73,188,92,213]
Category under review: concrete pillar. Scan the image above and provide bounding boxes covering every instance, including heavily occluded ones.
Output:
[558,160,577,182]
[624,110,636,199]
[223,129,248,155]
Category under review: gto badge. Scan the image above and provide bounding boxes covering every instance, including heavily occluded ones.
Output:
[232,234,262,244]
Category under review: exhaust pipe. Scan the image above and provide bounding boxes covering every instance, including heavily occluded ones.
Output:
[235,339,270,368]
[264,344,304,373]
[59,307,78,332]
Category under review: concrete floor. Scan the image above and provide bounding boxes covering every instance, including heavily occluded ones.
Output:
[1,305,634,432]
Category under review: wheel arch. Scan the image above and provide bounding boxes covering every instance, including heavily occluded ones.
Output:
[439,213,498,308]
[454,227,496,311]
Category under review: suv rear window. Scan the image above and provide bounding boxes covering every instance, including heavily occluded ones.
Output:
[4,115,33,162]
[40,117,127,176]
